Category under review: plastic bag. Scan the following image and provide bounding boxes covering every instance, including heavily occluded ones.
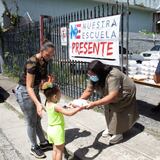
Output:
[0,87,10,103]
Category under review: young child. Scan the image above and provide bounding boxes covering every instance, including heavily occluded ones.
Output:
[42,82,84,160]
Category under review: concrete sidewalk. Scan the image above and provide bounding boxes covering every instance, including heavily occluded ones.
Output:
[1,74,160,160]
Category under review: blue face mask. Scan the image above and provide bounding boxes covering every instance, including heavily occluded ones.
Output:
[89,75,99,82]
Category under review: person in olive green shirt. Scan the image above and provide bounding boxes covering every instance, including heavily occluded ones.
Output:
[42,82,83,160]
[81,60,139,144]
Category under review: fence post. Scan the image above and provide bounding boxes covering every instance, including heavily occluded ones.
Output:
[40,15,44,48]
[120,3,124,72]
[0,33,4,58]
[0,30,4,73]
[126,0,129,75]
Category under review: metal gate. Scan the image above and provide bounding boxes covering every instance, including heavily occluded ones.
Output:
[42,2,129,99]
[2,1,129,100]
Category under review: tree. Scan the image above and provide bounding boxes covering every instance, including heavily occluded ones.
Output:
[1,0,19,28]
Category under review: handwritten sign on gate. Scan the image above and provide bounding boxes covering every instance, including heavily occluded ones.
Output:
[69,15,121,66]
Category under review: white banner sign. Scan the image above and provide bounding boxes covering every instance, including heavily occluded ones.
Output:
[61,27,67,46]
[69,15,121,66]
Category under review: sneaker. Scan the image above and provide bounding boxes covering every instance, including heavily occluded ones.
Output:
[109,134,123,144]
[30,145,46,159]
[102,128,109,137]
[40,140,53,151]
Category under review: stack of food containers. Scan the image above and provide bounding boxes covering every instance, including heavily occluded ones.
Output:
[128,60,138,78]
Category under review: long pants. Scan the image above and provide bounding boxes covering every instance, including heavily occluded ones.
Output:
[15,84,46,147]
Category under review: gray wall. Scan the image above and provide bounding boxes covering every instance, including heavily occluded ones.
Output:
[0,1,5,23]
[3,0,154,33]
[128,8,153,32]
[4,0,99,20]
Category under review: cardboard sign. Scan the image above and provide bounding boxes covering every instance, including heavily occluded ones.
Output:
[69,15,121,65]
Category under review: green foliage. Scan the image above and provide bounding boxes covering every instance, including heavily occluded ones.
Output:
[52,61,86,87]
[93,106,104,113]
[52,61,70,85]
[3,64,19,82]
[4,52,9,58]
[2,0,19,27]
[2,51,21,82]
[139,29,155,36]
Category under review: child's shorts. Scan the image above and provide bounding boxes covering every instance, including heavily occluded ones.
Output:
[47,125,65,145]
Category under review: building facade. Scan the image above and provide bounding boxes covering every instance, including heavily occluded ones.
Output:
[1,0,159,33]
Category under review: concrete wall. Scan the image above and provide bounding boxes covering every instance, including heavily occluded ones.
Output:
[116,0,160,9]
[3,0,154,33]
[128,8,153,32]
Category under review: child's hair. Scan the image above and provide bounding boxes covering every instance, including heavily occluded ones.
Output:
[42,82,60,101]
